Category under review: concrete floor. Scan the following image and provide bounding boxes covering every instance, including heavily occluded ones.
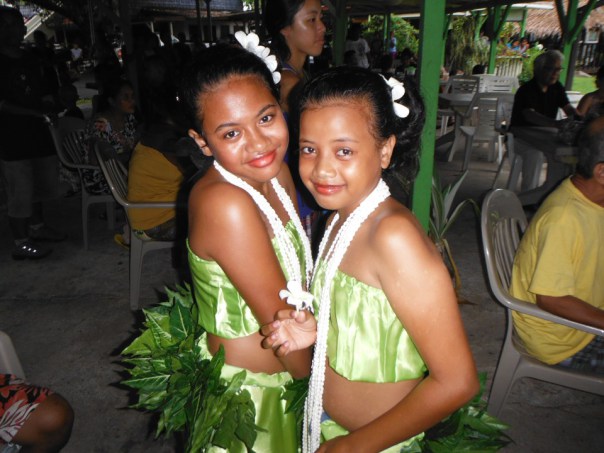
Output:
[1,126,603,452]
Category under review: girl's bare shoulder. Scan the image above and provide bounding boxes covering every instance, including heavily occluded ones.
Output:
[369,200,437,262]
[189,171,260,221]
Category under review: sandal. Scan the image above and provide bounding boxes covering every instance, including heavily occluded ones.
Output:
[114,233,130,250]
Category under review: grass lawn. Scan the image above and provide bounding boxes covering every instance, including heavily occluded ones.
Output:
[571,74,596,94]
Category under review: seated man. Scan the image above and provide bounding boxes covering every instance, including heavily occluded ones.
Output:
[510,50,579,191]
[510,116,604,374]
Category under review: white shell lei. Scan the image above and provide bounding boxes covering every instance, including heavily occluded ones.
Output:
[303,179,391,453]
[212,161,313,299]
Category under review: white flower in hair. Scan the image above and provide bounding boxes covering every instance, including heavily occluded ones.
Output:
[234,31,282,84]
[382,75,410,118]
[279,281,314,312]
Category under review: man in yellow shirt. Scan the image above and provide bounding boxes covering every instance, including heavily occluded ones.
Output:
[510,117,604,372]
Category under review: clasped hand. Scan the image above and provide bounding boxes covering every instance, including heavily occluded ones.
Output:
[260,308,317,356]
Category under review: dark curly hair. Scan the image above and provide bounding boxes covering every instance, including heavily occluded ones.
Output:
[294,66,425,202]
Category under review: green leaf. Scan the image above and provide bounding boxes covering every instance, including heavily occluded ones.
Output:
[121,328,157,356]
[169,300,193,341]
[146,310,174,349]
[123,372,170,391]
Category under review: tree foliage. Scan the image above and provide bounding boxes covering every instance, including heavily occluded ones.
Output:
[365,15,419,55]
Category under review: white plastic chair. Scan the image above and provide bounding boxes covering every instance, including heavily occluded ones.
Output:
[0,330,26,378]
[438,75,479,138]
[95,140,177,310]
[49,122,116,250]
[492,132,524,191]
[480,189,604,417]
[459,93,514,171]
[477,75,519,93]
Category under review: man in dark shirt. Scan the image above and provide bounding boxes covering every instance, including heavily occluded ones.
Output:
[510,50,579,190]
[0,6,65,260]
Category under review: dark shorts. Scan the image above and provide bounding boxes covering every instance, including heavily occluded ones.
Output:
[0,374,53,445]
[558,335,604,375]
[0,156,60,218]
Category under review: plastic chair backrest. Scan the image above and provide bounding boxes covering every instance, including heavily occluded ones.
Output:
[495,93,515,133]
[94,140,129,207]
[0,330,26,378]
[449,75,479,94]
[478,75,519,93]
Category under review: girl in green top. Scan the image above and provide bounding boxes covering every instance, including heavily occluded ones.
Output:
[180,37,314,452]
[263,67,479,452]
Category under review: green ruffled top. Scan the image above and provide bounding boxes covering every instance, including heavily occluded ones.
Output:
[187,221,307,339]
[312,260,427,383]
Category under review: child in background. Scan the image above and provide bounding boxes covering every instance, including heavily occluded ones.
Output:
[180,37,314,452]
[263,67,479,452]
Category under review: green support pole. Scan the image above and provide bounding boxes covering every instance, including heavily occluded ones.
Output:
[331,0,347,67]
[559,0,578,86]
[412,0,446,231]
[520,7,528,38]
[487,5,511,75]
[441,14,451,68]
[556,0,597,87]
[384,13,391,52]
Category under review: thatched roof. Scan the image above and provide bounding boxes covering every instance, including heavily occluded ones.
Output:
[523,1,604,38]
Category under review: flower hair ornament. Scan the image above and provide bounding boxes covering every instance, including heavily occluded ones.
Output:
[235,31,281,85]
[381,75,410,118]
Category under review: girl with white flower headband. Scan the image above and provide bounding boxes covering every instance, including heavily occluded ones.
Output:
[262,67,479,452]
[179,39,314,452]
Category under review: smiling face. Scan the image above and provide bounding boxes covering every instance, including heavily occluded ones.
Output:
[281,0,326,59]
[298,101,394,217]
[190,75,289,187]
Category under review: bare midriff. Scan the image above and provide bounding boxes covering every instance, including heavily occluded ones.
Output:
[323,363,421,431]
[207,331,287,374]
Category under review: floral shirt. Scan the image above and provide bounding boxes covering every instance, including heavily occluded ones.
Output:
[82,113,138,194]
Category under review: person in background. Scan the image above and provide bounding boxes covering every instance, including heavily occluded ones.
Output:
[1,373,74,452]
[57,84,84,120]
[264,0,327,238]
[344,23,371,69]
[576,65,604,120]
[510,50,579,191]
[0,6,66,260]
[264,0,326,115]
[519,37,530,55]
[388,30,397,60]
[70,40,83,74]
[85,77,138,167]
[510,116,604,374]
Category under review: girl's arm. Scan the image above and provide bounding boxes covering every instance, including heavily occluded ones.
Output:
[188,171,311,378]
[320,213,478,453]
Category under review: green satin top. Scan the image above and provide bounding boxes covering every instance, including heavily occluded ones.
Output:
[312,260,427,383]
[187,221,307,339]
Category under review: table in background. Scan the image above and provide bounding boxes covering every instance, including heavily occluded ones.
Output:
[512,126,577,206]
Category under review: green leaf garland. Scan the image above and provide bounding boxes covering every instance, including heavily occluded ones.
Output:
[121,283,260,452]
